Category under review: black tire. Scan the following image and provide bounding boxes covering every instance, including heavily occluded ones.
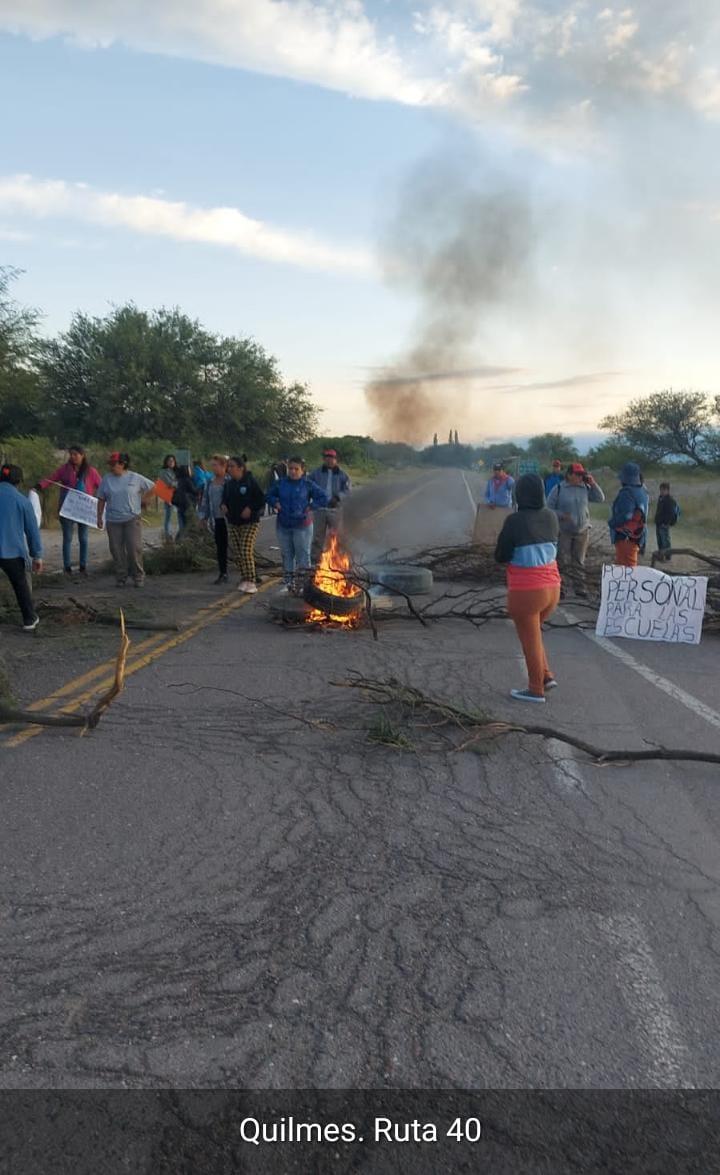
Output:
[365,563,433,595]
[303,579,364,616]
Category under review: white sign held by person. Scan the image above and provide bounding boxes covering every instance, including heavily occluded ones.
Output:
[596,564,708,645]
[59,488,99,529]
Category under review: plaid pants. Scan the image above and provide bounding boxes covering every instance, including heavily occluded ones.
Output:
[227,522,259,581]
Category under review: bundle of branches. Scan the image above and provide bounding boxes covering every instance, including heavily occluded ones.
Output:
[394,543,506,583]
[336,675,720,767]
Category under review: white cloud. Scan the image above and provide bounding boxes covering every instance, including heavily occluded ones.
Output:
[0,225,32,241]
[0,174,373,273]
[0,0,434,107]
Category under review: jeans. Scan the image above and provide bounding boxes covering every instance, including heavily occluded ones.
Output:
[310,507,341,564]
[507,585,561,697]
[557,529,590,594]
[106,518,145,584]
[163,502,178,537]
[278,525,313,585]
[656,524,672,558]
[0,556,36,625]
[61,517,89,571]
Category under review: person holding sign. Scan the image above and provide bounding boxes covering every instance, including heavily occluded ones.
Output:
[609,462,649,569]
[495,473,561,704]
[39,445,101,577]
[96,453,155,587]
[0,463,43,630]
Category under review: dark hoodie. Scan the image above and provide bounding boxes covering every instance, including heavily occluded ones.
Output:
[495,474,561,590]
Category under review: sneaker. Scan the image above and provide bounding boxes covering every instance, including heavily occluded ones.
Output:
[510,688,546,704]
[78,568,89,578]
[544,678,558,691]
[243,581,258,594]
[63,568,73,579]
[575,588,588,599]
[116,579,127,587]
[213,573,229,585]
[133,579,144,589]
[277,585,290,595]
[22,616,40,632]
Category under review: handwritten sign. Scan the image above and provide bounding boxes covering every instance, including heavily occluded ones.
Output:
[59,488,99,529]
[596,564,708,645]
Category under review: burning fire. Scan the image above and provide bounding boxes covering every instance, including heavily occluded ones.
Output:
[307,532,362,625]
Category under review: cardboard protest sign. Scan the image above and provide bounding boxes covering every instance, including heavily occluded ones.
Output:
[153,478,175,505]
[596,564,708,645]
[59,488,100,529]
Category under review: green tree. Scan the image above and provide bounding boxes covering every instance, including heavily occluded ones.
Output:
[599,390,719,467]
[40,302,318,453]
[526,432,577,464]
[0,267,44,436]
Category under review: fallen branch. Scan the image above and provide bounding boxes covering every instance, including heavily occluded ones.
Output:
[0,612,131,734]
[334,675,720,767]
[651,548,720,571]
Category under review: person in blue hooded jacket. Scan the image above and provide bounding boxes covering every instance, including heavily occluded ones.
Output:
[0,463,43,630]
[266,456,328,592]
[609,462,650,568]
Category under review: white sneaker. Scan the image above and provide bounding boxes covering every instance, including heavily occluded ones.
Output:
[244,581,258,594]
[23,616,40,632]
[237,580,250,592]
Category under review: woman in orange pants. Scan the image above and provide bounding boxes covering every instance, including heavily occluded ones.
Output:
[495,474,561,704]
[609,462,649,568]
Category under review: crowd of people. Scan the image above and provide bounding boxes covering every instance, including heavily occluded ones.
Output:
[0,446,353,630]
[492,458,681,704]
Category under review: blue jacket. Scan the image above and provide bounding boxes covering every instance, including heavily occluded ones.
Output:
[485,473,515,507]
[0,482,43,560]
[309,465,351,505]
[543,472,564,497]
[266,475,328,529]
[609,485,650,549]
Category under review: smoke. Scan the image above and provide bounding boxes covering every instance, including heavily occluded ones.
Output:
[365,155,535,444]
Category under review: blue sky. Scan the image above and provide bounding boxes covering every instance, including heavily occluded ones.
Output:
[1,0,719,446]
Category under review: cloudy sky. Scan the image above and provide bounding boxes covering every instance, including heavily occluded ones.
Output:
[1,0,719,445]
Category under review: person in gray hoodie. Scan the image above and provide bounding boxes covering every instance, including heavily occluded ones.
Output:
[546,462,605,597]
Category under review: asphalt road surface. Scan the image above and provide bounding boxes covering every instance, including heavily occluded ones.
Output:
[2,468,720,1091]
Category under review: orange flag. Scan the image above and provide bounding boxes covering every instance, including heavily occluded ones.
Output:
[153,478,175,505]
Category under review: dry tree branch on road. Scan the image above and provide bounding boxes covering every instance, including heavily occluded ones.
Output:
[335,675,720,768]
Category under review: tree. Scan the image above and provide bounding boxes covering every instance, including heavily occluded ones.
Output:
[526,432,577,464]
[40,302,318,452]
[599,390,719,467]
[454,429,459,445]
[0,267,44,436]
[448,429,453,444]
[433,433,438,446]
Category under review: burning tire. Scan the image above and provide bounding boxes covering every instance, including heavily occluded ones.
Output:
[304,579,364,617]
[366,564,433,595]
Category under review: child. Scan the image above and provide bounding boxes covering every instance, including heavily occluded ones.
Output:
[495,473,561,703]
[266,457,328,593]
[654,482,680,562]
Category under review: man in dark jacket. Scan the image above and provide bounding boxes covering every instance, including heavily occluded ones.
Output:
[309,448,351,563]
[654,482,679,561]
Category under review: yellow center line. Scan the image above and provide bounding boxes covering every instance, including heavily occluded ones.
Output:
[0,591,237,728]
[356,475,437,527]
[2,582,277,748]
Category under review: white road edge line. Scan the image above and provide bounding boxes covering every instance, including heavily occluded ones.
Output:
[570,616,720,733]
[596,912,693,1088]
[460,471,477,517]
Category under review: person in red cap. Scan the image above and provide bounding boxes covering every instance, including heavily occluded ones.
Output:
[546,463,604,597]
[309,448,351,563]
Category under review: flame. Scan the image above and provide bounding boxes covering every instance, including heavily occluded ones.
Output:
[307,532,362,625]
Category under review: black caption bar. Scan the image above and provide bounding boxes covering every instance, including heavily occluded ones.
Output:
[1,1090,719,1173]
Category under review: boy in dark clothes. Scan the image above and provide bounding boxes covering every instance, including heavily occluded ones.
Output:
[654,482,679,561]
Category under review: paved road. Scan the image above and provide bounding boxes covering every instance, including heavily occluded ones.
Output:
[2,468,720,1090]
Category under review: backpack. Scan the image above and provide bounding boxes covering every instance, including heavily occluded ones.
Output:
[670,500,680,526]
